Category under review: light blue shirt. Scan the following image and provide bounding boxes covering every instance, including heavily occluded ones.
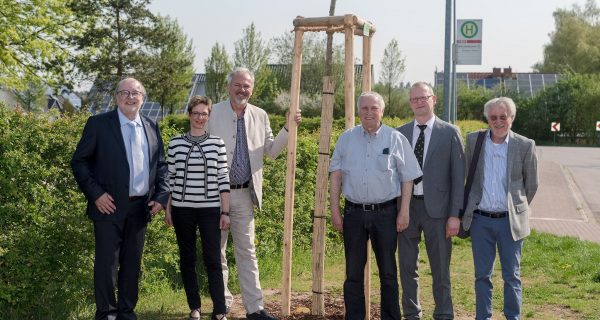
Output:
[329,124,422,204]
[117,108,150,196]
[479,131,509,212]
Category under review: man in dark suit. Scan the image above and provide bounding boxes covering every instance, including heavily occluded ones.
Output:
[462,97,538,320]
[72,78,169,320]
[397,82,465,320]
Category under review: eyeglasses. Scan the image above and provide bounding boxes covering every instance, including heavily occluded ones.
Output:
[409,95,433,103]
[189,112,209,118]
[117,90,144,99]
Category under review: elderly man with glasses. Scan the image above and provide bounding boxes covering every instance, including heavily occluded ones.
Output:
[72,78,169,320]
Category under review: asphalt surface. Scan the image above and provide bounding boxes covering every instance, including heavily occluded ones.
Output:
[529,146,600,243]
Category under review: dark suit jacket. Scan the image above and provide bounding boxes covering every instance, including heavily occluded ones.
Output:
[398,118,465,218]
[462,129,539,240]
[71,109,169,221]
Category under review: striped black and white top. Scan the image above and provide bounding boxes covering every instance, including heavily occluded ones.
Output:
[167,132,230,208]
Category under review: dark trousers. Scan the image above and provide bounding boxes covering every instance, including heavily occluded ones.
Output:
[172,206,226,314]
[93,198,148,320]
[343,204,401,320]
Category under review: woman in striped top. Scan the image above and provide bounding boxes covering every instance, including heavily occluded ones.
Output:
[165,96,230,320]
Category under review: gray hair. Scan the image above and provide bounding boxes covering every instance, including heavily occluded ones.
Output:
[227,67,255,85]
[483,97,517,120]
[357,91,385,112]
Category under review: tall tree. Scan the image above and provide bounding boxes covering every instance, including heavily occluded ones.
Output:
[0,0,76,89]
[379,39,406,114]
[204,43,232,102]
[137,15,195,116]
[68,0,157,90]
[12,75,47,112]
[233,22,269,75]
[535,0,600,73]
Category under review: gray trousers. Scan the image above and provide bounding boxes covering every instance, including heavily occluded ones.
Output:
[398,198,454,320]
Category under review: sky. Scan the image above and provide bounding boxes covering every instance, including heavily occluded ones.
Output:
[149,0,586,85]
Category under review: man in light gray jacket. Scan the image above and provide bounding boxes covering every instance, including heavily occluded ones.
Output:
[462,97,538,320]
[207,67,300,320]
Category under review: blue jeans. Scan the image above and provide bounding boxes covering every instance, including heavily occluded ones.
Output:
[343,204,401,320]
[471,214,523,320]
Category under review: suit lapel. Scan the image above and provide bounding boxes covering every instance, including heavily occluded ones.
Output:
[141,116,156,166]
[108,110,127,158]
[401,121,415,145]
[424,119,441,168]
[506,130,517,185]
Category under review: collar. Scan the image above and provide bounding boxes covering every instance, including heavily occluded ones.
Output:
[413,115,436,130]
[488,129,510,145]
[229,100,247,119]
[117,108,142,127]
[361,123,383,136]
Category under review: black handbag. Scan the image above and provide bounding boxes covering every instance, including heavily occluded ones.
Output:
[457,130,486,239]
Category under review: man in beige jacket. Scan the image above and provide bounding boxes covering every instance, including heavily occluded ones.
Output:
[207,67,300,320]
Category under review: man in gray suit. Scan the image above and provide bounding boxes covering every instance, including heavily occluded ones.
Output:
[397,82,465,320]
[462,97,538,320]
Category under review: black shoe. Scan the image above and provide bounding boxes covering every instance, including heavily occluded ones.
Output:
[212,313,227,320]
[246,309,278,320]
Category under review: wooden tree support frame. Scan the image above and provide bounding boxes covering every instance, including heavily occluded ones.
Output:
[281,14,376,318]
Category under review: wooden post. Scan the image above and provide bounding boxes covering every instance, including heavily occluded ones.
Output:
[344,15,355,130]
[361,29,374,320]
[281,29,304,317]
[310,76,335,315]
[362,35,372,91]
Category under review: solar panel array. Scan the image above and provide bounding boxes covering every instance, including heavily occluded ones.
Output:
[435,72,561,97]
[89,90,172,122]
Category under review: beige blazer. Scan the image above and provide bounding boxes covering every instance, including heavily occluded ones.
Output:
[207,100,288,209]
[462,129,539,241]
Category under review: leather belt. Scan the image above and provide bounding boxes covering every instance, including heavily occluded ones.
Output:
[129,194,147,201]
[412,195,425,200]
[230,181,250,189]
[474,209,508,219]
[345,198,396,212]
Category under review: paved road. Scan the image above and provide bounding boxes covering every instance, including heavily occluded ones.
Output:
[530,146,600,243]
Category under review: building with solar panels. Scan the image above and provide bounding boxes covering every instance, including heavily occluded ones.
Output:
[434,67,561,97]
[88,64,369,122]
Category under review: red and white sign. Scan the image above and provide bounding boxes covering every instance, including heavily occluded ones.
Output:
[596,121,600,131]
[551,122,560,132]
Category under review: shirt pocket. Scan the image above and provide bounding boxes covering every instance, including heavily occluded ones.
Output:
[377,154,393,172]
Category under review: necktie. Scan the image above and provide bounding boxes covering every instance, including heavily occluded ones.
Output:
[413,124,427,184]
[129,121,145,195]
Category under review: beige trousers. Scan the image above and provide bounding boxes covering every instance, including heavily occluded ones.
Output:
[220,188,264,314]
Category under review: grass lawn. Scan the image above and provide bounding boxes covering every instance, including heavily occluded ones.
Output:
[74,231,600,319]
